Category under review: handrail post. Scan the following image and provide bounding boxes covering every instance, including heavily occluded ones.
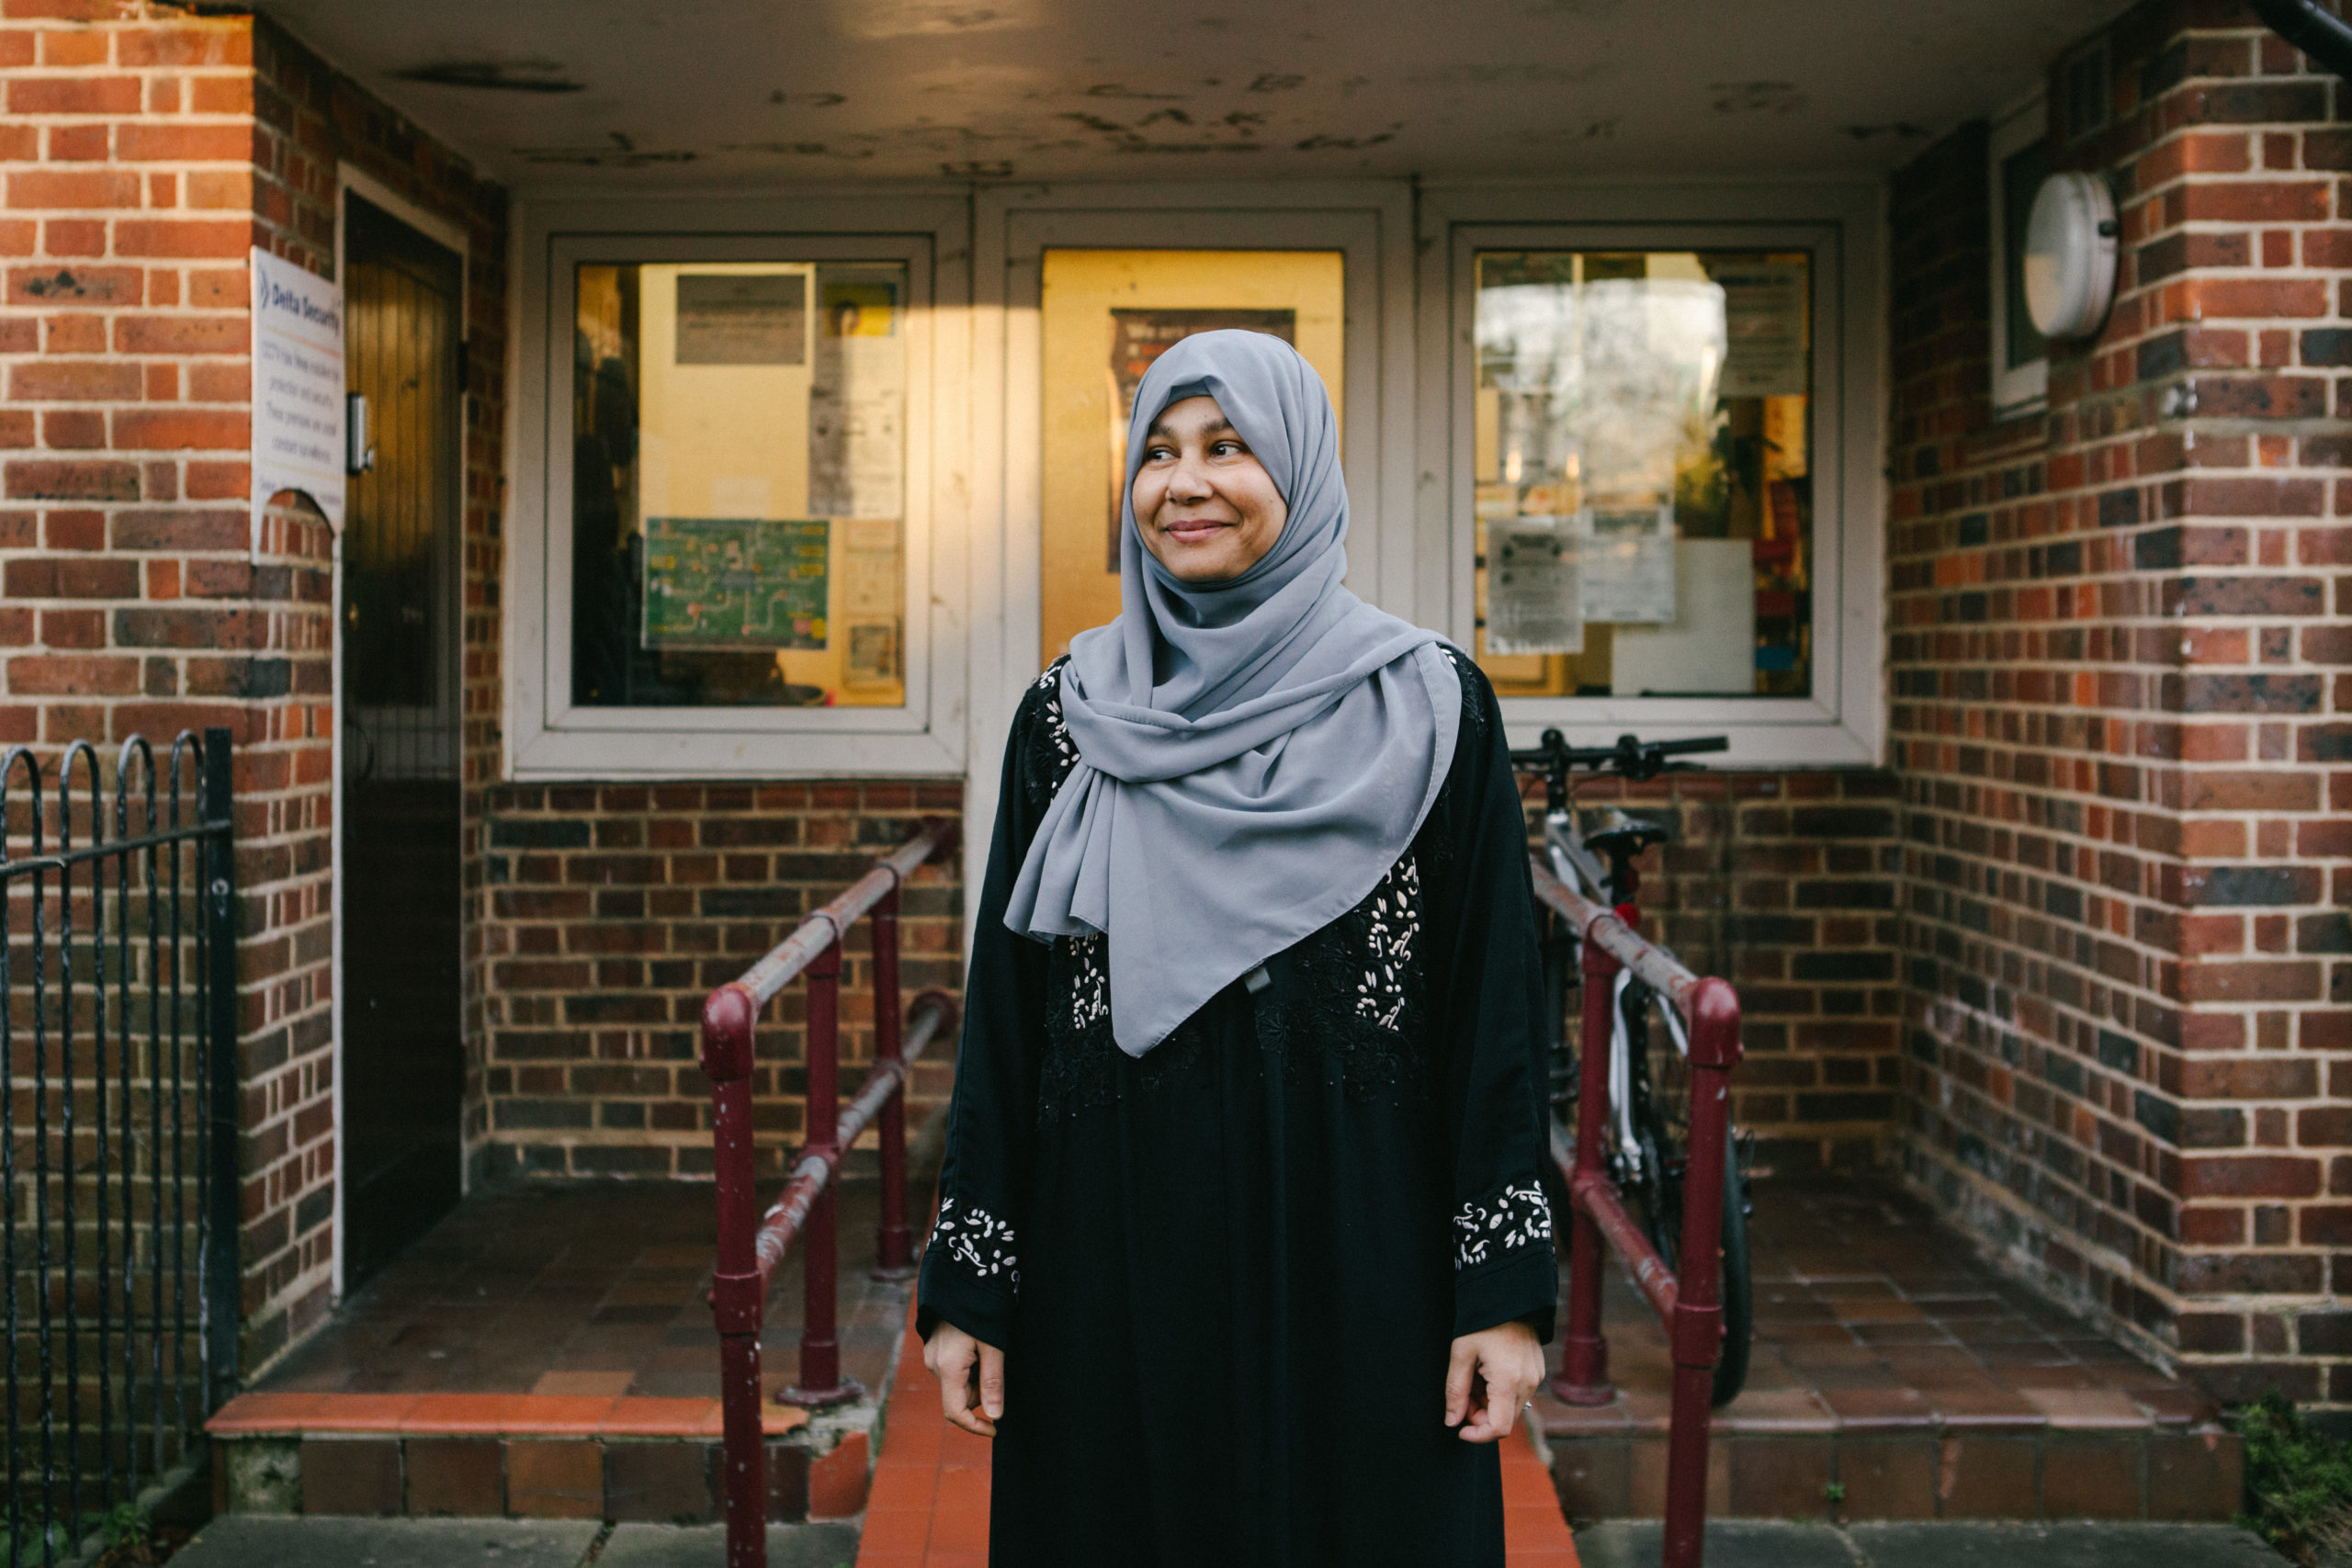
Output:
[1661,976,1742,1568]
[1554,915,1619,1405]
[701,983,766,1568]
[870,880,912,1279]
[780,933,862,1407]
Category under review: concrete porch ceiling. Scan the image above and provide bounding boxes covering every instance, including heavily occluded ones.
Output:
[257,0,2136,189]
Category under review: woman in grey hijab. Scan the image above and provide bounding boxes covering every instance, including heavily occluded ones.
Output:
[919,331,1555,1565]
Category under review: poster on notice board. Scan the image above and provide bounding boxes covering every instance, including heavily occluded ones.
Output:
[808,272,905,521]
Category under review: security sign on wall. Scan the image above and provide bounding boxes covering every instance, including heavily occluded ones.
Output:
[249,246,345,554]
[2022,172,2119,340]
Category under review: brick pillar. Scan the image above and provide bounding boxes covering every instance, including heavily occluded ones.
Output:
[2,1,506,1376]
[1892,2,2352,1406]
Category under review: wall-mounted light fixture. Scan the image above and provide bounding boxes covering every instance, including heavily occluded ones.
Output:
[2022,173,2117,340]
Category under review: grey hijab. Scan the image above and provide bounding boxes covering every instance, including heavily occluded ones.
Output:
[1003,329,1462,1056]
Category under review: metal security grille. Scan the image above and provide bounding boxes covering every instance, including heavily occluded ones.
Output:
[0,730,237,1565]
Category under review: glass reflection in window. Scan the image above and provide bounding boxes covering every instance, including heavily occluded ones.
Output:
[1472,251,1812,699]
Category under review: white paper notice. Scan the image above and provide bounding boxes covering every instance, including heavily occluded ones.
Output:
[1715,261,1808,398]
[1485,516,1584,655]
[808,334,905,520]
[1612,538,1757,696]
[1577,504,1678,624]
[248,247,345,552]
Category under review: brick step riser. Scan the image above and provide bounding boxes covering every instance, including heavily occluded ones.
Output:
[210,1428,872,1525]
[1547,1427,2243,1522]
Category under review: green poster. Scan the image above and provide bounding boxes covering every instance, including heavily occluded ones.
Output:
[642,516,829,649]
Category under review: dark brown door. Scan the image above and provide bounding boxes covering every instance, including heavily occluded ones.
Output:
[342,194,465,1290]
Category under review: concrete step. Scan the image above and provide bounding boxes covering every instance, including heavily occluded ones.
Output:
[1572,1519,2279,1568]
[169,1516,862,1568]
[207,1387,882,1524]
[1543,1419,2242,1523]
[1541,1179,2243,1524]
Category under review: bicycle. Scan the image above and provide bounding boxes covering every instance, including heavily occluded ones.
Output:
[1511,729,1755,1408]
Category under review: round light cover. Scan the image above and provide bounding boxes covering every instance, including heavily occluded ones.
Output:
[2022,172,2118,339]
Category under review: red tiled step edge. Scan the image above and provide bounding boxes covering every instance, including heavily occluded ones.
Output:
[856,1302,1579,1568]
[206,1391,812,1438]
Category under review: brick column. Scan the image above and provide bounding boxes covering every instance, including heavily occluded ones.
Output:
[2,0,504,1376]
[1892,2,2352,1406]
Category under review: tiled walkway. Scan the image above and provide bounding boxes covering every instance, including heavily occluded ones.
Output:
[211,1179,912,1520]
[213,1173,2241,1539]
[854,1300,1580,1567]
[254,1178,907,1404]
[1538,1180,2240,1520]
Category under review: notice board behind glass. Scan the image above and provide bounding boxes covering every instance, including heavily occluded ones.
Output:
[571,258,909,710]
[1037,249,1344,669]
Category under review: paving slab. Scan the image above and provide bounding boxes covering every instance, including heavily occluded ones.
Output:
[167,1516,603,1568]
[1574,1520,1862,1568]
[1847,1522,2282,1568]
[596,1523,860,1568]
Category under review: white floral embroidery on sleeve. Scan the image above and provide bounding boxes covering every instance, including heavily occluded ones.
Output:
[931,1194,1020,1292]
[1452,1180,1553,1270]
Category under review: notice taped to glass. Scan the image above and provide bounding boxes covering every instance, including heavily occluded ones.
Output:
[1485,516,1585,655]
[844,621,899,685]
[674,272,809,366]
[1577,504,1678,624]
[642,515,829,649]
[809,272,905,519]
[1714,260,1807,398]
[1105,308,1296,567]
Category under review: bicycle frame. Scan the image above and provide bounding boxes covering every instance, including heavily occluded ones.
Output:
[1543,810,1686,1186]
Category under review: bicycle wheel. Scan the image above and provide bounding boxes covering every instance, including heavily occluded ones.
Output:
[1624,985,1754,1407]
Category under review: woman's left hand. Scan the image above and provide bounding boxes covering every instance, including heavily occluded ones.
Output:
[1442,1319,1546,1442]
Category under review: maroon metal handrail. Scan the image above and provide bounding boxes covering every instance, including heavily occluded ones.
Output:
[1531,857,1742,1568]
[701,819,960,1568]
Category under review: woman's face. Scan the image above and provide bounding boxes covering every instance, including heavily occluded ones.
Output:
[1130,395,1287,584]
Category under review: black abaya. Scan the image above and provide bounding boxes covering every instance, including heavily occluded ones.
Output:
[917,649,1557,1566]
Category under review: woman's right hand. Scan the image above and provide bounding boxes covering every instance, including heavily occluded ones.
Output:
[922,1321,1004,1437]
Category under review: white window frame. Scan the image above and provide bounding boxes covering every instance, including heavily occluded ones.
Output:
[1416,184,1885,769]
[506,193,970,778]
[1990,95,2052,417]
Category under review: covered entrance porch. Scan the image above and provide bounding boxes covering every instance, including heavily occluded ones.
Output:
[0,0,2344,1555]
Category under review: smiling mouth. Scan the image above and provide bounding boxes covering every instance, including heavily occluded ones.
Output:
[1163,518,1231,542]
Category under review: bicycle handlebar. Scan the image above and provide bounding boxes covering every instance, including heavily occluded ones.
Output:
[1510,729,1728,784]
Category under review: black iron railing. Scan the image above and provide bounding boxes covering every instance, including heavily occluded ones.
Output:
[0,728,237,1564]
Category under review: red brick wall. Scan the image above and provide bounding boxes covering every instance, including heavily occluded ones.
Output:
[481,781,964,1179]
[0,0,334,1376]
[0,0,503,1375]
[1522,770,1903,1175]
[1890,1,2352,1405]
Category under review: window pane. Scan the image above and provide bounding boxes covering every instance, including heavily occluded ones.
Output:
[1471,250,1813,699]
[571,260,909,709]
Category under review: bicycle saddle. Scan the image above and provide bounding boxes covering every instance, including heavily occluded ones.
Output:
[1584,807,1671,857]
